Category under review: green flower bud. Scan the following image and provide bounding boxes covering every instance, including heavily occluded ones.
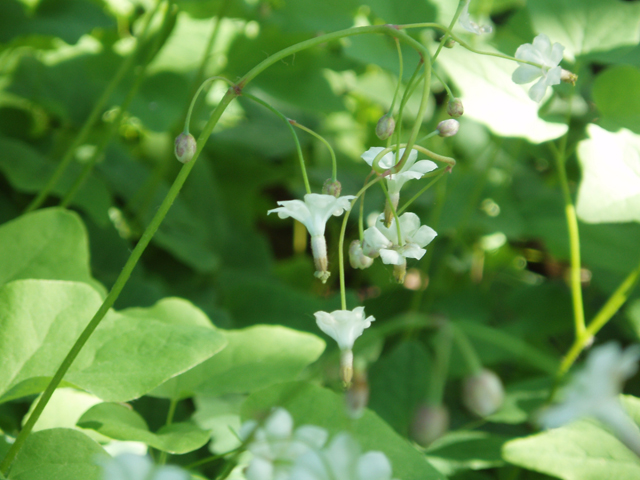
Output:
[447,98,464,118]
[322,179,342,197]
[437,119,460,137]
[444,38,456,49]
[375,114,396,140]
[462,369,505,417]
[411,403,449,446]
[174,133,197,164]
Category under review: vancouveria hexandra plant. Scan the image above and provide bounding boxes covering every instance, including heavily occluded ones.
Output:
[512,33,564,103]
[458,0,492,35]
[268,193,356,283]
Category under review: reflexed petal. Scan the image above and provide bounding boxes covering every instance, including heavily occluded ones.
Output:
[546,66,562,86]
[363,225,393,257]
[399,243,426,260]
[379,248,405,266]
[294,426,329,450]
[531,33,552,59]
[398,212,422,237]
[528,77,549,102]
[361,147,386,167]
[313,308,374,351]
[514,43,543,64]
[264,408,294,439]
[411,225,438,247]
[268,200,311,225]
[409,160,438,175]
[356,452,393,480]
[549,42,565,66]
[512,64,542,84]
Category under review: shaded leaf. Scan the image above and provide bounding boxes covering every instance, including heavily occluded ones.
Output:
[426,430,509,475]
[592,65,640,135]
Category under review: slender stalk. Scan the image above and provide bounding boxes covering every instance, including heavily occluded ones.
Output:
[24,0,162,213]
[431,0,465,63]
[158,398,178,465]
[388,38,404,114]
[290,121,337,184]
[379,181,403,244]
[397,168,448,215]
[427,322,453,404]
[452,322,483,374]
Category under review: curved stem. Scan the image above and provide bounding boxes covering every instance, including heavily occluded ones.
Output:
[388,38,404,114]
[392,61,423,151]
[431,68,454,98]
[242,93,310,194]
[432,0,465,63]
[427,322,453,404]
[158,398,178,465]
[23,0,162,213]
[397,168,448,215]
[290,120,337,184]
[452,322,483,375]
[184,76,234,133]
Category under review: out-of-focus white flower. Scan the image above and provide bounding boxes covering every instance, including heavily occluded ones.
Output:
[539,342,640,455]
[314,307,375,384]
[290,433,398,480]
[239,408,329,480]
[99,453,188,480]
[268,193,355,283]
[512,33,564,103]
[458,0,492,35]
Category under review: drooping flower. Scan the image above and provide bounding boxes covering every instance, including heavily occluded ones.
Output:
[539,342,640,455]
[314,307,375,383]
[239,408,329,480]
[362,212,437,282]
[268,193,355,283]
[98,453,189,480]
[349,240,374,270]
[512,33,564,103]
[290,433,398,480]
[458,0,492,35]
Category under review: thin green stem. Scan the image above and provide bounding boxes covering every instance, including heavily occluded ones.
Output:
[158,398,178,465]
[24,0,162,213]
[290,121,337,183]
[379,181,403,244]
[452,322,483,374]
[0,88,239,476]
[432,0,465,63]
[242,93,310,194]
[184,76,234,133]
[416,130,440,145]
[388,38,404,114]
[393,61,423,150]
[427,322,453,404]
[431,68,454,98]
[397,168,448,215]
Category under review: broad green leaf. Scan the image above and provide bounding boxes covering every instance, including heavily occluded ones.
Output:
[426,431,509,475]
[77,402,210,454]
[365,0,436,25]
[268,0,359,33]
[242,382,445,480]
[502,417,640,480]
[592,65,640,134]
[526,0,640,61]
[7,428,108,480]
[151,325,325,400]
[486,377,551,425]
[0,137,112,226]
[0,208,105,295]
[0,280,227,403]
[26,388,102,433]
[368,341,430,437]
[438,45,568,143]
[576,124,640,224]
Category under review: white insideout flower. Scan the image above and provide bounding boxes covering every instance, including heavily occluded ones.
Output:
[458,0,492,35]
[239,407,329,480]
[512,33,565,103]
[290,432,398,480]
[361,147,437,202]
[349,240,374,270]
[98,453,188,480]
[539,342,640,455]
[268,193,356,283]
[314,307,375,384]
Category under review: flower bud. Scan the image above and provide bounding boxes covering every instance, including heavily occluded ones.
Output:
[174,132,197,164]
[439,36,456,49]
[437,119,459,137]
[411,403,449,446]
[447,98,464,118]
[375,114,395,140]
[345,369,369,419]
[462,368,505,417]
[560,68,578,86]
[322,179,342,197]
[349,240,374,269]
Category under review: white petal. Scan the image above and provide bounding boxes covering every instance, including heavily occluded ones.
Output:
[399,243,426,260]
[549,42,565,66]
[290,450,329,480]
[528,77,549,103]
[409,160,438,176]
[357,452,393,480]
[545,66,562,86]
[411,225,438,247]
[398,212,422,238]
[512,64,542,85]
[239,420,258,440]
[264,408,294,439]
[361,147,386,167]
[532,33,552,60]
[514,43,544,64]
[101,454,153,480]
[246,457,275,480]
[379,248,405,266]
[314,308,374,350]
[363,226,393,256]
[152,466,189,480]
[294,426,329,450]
[324,433,360,478]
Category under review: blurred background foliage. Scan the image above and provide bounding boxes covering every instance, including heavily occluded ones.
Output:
[1,0,640,478]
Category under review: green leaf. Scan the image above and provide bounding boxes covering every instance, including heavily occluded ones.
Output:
[193,394,244,454]
[438,45,568,143]
[426,430,509,476]
[7,428,108,480]
[576,124,640,224]
[502,417,640,480]
[151,325,325,400]
[0,280,227,403]
[526,0,640,61]
[368,341,430,436]
[77,402,210,454]
[0,137,112,226]
[365,0,436,25]
[241,382,445,480]
[0,208,105,295]
[268,0,359,33]
[592,65,640,134]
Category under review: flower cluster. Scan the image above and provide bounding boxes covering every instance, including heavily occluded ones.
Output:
[241,408,398,480]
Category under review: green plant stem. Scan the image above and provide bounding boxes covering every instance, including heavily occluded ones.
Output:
[392,61,424,151]
[431,0,465,63]
[397,168,448,215]
[290,121,337,184]
[378,181,403,242]
[184,76,234,133]
[158,398,178,465]
[24,0,162,213]
[0,87,239,476]
[431,68,454,98]
[452,322,483,374]
[427,322,453,404]
[388,38,404,114]
[242,93,310,194]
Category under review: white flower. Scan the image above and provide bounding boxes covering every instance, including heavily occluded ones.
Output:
[512,33,564,103]
[268,193,356,282]
[98,453,188,480]
[290,433,398,480]
[361,147,437,198]
[539,342,640,455]
[458,0,492,35]
[314,307,374,352]
[349,240,374,270]
[240,408,329,480]
[362,212,437,266]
